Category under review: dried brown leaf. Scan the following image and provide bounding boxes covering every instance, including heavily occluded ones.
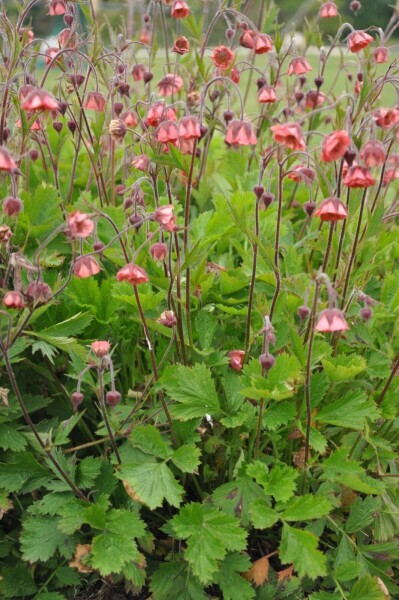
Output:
[243,555,269,587]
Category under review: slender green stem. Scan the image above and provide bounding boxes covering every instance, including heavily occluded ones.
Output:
[97,368,121,464]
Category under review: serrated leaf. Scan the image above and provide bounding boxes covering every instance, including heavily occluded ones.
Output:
[281,494,333,521]
[345,497,381,533]
[0,452,51,492]
[335,561,362,582]
[348,575,387,600]
[150,560,207,600]
[247,462,298,502]
[249,500,279,529]
[118,462,183,509]
[279,524,327,580]
[212,476,266,527]
[129,425,172,459]
[195,310,217,349]
[317,390,379,430]
[171,444,201,473]
[0,563,38,598]
[0,423,26,451]
[160,363,220,420]
[20,516,73,562]
[322,355,367,382]
[216,553,255,600]
[75,457,102,489]
[170,503,247,584]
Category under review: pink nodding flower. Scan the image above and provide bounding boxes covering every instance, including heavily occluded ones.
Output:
[48,0,66,16]
[178,116,201,140]
[305,90,326,109]
[321,130,351,162]
[360,140,386,168]
[67,211,94,238]
[121,110,138,128]
[157,74,183,97]
[373,108,399,129]
[239,29,256,49]
[271,122,306,151]
[157,310,177,328]
[228,350,245,372]
[344,166,376,188]
[131,154,150,171]
[177,138,196,155]
[116,263,149,285]
[225,120,257,146]
[139,29,150,45]
[319,1,339,18]
[258,85,277,103]
[253,34,273,54]
[157,120,179,144]
[21,88,59,112]
[153,205,176,232]
[288,57,312,76]
[315,308,349,333]
[73,256,100,278]
[173,36,190,55]
[150,242,168,261]
[84,91,106,112]
[230,66,241,84]
[91,340,111,358]
[314,197,348,222]
[348,30,373,53]
[58,28,72,48]
[287,165,315,183]
[373,46,389,64]
[18,84,34,103]
[211,46,235,70]
[383,168,399,186]
[44,47,60,66]
[132,63,146,81]
[171,0,190,18]
[145,102,176,127]
[0,147,18,174]
[4,291,25,310]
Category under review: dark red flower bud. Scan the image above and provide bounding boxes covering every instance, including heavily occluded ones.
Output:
[209,90,219,102]
[3,196,23,217]
[143,13,150,23]
[53,121,63,133]
[297,305,310,321]
[260,192,274,210]
[116,184,125,196]
[226,28,235,41]
[200,124,208,139]
[1,127,10,142]
[106,390,122,408]
[256,77,266,90]
[114,102,123,116]
[71,391,84,409]
[143,71,153,84]
[299,75,307,87]
[357,72,363,82]
[350,0,361,13]
[70,74,85,89]
[93,241,105,252]
[67,120,76,134]
[253,185,264,198]
[314,76,324,88]
[26,281,52,303]
[304,200,316,217]
[295,91,304,104]
[360,307,372,321]
[344,149,357,167]
[259,353,276,372]
[64,14,74,27]
[58,101,68,115]
[29,149,39,161]
[223,109,235,123]
[129,214,142,231]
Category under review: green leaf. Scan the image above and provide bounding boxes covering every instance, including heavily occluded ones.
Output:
[212,476,266,527]
[0,423,26,451]
[249,499,279,529]
[54,412,85,446]
[348,575,387,600]
[0,452,51,492]
[281,494,333,521]
[75,457,103,489]
[170,503,248,584]
[19,183,62,238]
[129,425,172,459]
[0,563,38,598]
[247,462,298,502]
[263,401,296,430]
[335,561,362,582]
[150,561,207,600]
[118,462,184,509]
[20,516,73,562]
[279,524,327,580]
[322,355,367,382]
[317,390,379,430]
[242,354,302,401]
[171,444,201,473]
[91,509,145,576]
[39,312,93,338]
[160,363,220,420]
[215,553,255,600]
[195,310,217,350]
[345,497,381,534]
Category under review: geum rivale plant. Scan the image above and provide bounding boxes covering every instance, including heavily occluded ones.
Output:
[0,0,399,598]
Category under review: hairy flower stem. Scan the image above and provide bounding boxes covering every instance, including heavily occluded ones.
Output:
[377,353,399,407]
[245,197,260,355]
[133,285,174,429]
[173,232,188,364]
[340,189,367,308]
[1,342,88,501]
[184,144,197,349]
[97,368,121,464]
[270,163,283,320]
[301,281,319,493]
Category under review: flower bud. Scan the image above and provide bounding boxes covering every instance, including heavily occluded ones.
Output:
[71,391,84,409]
[259,353,276,372]
[93,241,105,253]
[26,281,52,303]
[350,0,361,13]
[143,71,153,84]
[226,28,235,41]
[253,185,264,199]
[3,196,23,217]
[150,242,168,261]
[106,390,122,408]
[360,307,372,321]
[114,102,123,116]
[297,305,310,321]
[53,121,63,133]
[29,149,39,161]
[67,120,76,134]
[303,200,316,217]
[259,192,274,210]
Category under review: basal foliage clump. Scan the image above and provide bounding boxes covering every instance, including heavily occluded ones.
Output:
[0,0,398,598]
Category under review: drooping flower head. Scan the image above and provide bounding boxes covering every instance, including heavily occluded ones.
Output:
[314,197,348,222]
[211,46,235,70]
[153,205,176,232]
[91,341,111,358]
[173,36,190,55]
[253,34,273,54]
[116,263,149,285]
[228,350,245,372]
[288,57,312,76]
[258,86,277,103]
[321,130,351,162]
[344,166,375,188]
[67,211,94,238]
[373,108,399,129]
[171,0,190,18]
[319,1,339,18]
[84,91,106,112]
[315,308,349,332]
[178,116,201,140]
[157,120,179,144]
[73,256,100,278]
[145,102,176,127]
[157,74,183,97]
[4,291,25,309]
[49,0,66,16]
[373,46,388,64]
[270,122,306,151]
[348,30,373,53]
[360,140,386,168]
[21,88,59,112]
[0,147,18,174]
[150,242,168,261]
[157,310,177,327]
[225,120,257,146]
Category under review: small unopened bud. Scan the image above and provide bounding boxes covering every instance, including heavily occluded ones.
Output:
[64,14,74,27]
[314,76,324,88]
[304,200,316,217]
[129,214,142,231]
[58,101,68,115]
[256,77,266,90]
[93,241,105,253]
[299,75,307,87]
[223,109,234,123]
[200,124,208,139]
[3,196,23,217]
[357,72,363,82]
[297,305,310,321]
[1,127,10,142]
[259,192,274,210]
[253,185,264,199]
[226,28,235,41]
[295,91,304,104]
[71,391,84,409]
[29,149,39,161]
[259,353,276,372]
[143,13,150,23]
[143,71,153,84]
[116,184,125,196]
[53,121,63,133]
[106,390,122,408]
[360,307,372,321]
[350,0,361,13]
[114,102,123,116]
[209,90,219,102]
[344,149,357,167]
[67,120,76,134]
